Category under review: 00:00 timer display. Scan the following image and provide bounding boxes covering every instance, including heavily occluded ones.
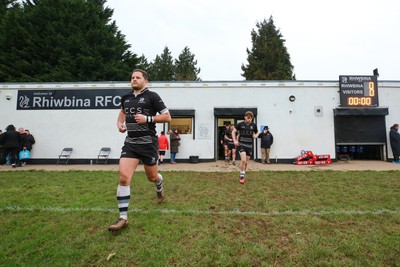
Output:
[347,97,372,106]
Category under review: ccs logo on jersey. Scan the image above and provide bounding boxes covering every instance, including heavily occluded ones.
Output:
[139,98,145,103]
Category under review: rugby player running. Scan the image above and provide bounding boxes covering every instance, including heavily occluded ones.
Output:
[108,69,171,231]
[232,111,258,184]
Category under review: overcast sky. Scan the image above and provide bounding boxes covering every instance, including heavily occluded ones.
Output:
[107,0,400,81]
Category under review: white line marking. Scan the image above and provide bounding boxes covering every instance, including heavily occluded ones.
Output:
[1,206,399,216]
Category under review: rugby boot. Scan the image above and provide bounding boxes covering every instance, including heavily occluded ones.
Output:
[108,218,128,231]
[239,176,245,184]
[157,190,164,204]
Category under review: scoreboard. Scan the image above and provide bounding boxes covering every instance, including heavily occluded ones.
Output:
[339,75,378,107]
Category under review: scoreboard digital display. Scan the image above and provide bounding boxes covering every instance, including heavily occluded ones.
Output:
[339,75,378,107]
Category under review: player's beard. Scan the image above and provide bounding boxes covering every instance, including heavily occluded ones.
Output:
[131,84,144,92]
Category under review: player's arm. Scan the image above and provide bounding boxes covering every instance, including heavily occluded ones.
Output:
[117,109,126,133]
[253,125,259,138]
[154,112,171,123]
[135,111,171,124]
[224,134,229,141]
[232,128,239,146]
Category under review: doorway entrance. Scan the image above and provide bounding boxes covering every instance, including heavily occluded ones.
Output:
[217,117,241,160]
[214,108,258,161]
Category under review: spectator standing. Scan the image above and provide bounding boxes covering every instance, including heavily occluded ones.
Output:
[18,128,27,165]
[389,123,400,163]
[24,129,36,151]
[0,124,22,168]
[19,129,35,165]
[170,128,181,164]
[258,126,274,164]
[158,131,169,164]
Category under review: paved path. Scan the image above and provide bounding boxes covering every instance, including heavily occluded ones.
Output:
[1,160,400,172]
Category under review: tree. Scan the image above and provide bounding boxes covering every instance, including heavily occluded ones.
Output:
[0,0,142,82]
[136,54,151,73]
[148,46,175,81]
[175,46,201,81]
[241,16,295,80]
[0,0,21,81]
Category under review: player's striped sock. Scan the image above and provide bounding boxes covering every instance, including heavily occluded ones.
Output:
[117,185,130,220]
[155,173,163,192]
[240,171,245,178]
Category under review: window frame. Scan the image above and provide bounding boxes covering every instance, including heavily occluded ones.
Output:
[169,109,196,139]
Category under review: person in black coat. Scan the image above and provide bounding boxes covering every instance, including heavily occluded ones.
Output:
[0,124,22,167]
[258,126,274,164]
[18,128,35,165]
[24,129,36,151]
[389,123,400,163]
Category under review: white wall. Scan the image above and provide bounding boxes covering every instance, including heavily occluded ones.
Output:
[153,81,339,160]
[1,80,399,162]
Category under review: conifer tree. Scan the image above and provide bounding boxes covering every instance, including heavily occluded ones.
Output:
[137,54,151,73]
[242,16,295,80]
[148,46,175,81]
[0,0,141,82]
[175,46,201,81]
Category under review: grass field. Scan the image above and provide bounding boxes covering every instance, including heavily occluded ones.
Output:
[0,170,399,266]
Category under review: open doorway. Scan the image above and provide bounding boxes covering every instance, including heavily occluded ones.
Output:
[214,108,258,161]
[217,118,235,160]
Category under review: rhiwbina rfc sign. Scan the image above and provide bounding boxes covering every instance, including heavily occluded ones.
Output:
[17,89,131,110]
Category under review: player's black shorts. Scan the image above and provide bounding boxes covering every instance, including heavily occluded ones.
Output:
[227,143,236,150]
[238,145,253,156]
[159,150,166,156]
[120,137,159,166]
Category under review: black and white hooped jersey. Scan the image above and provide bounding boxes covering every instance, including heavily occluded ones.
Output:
[235,121,258,148]
[121,88,168,144]
[225,128,234,145]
